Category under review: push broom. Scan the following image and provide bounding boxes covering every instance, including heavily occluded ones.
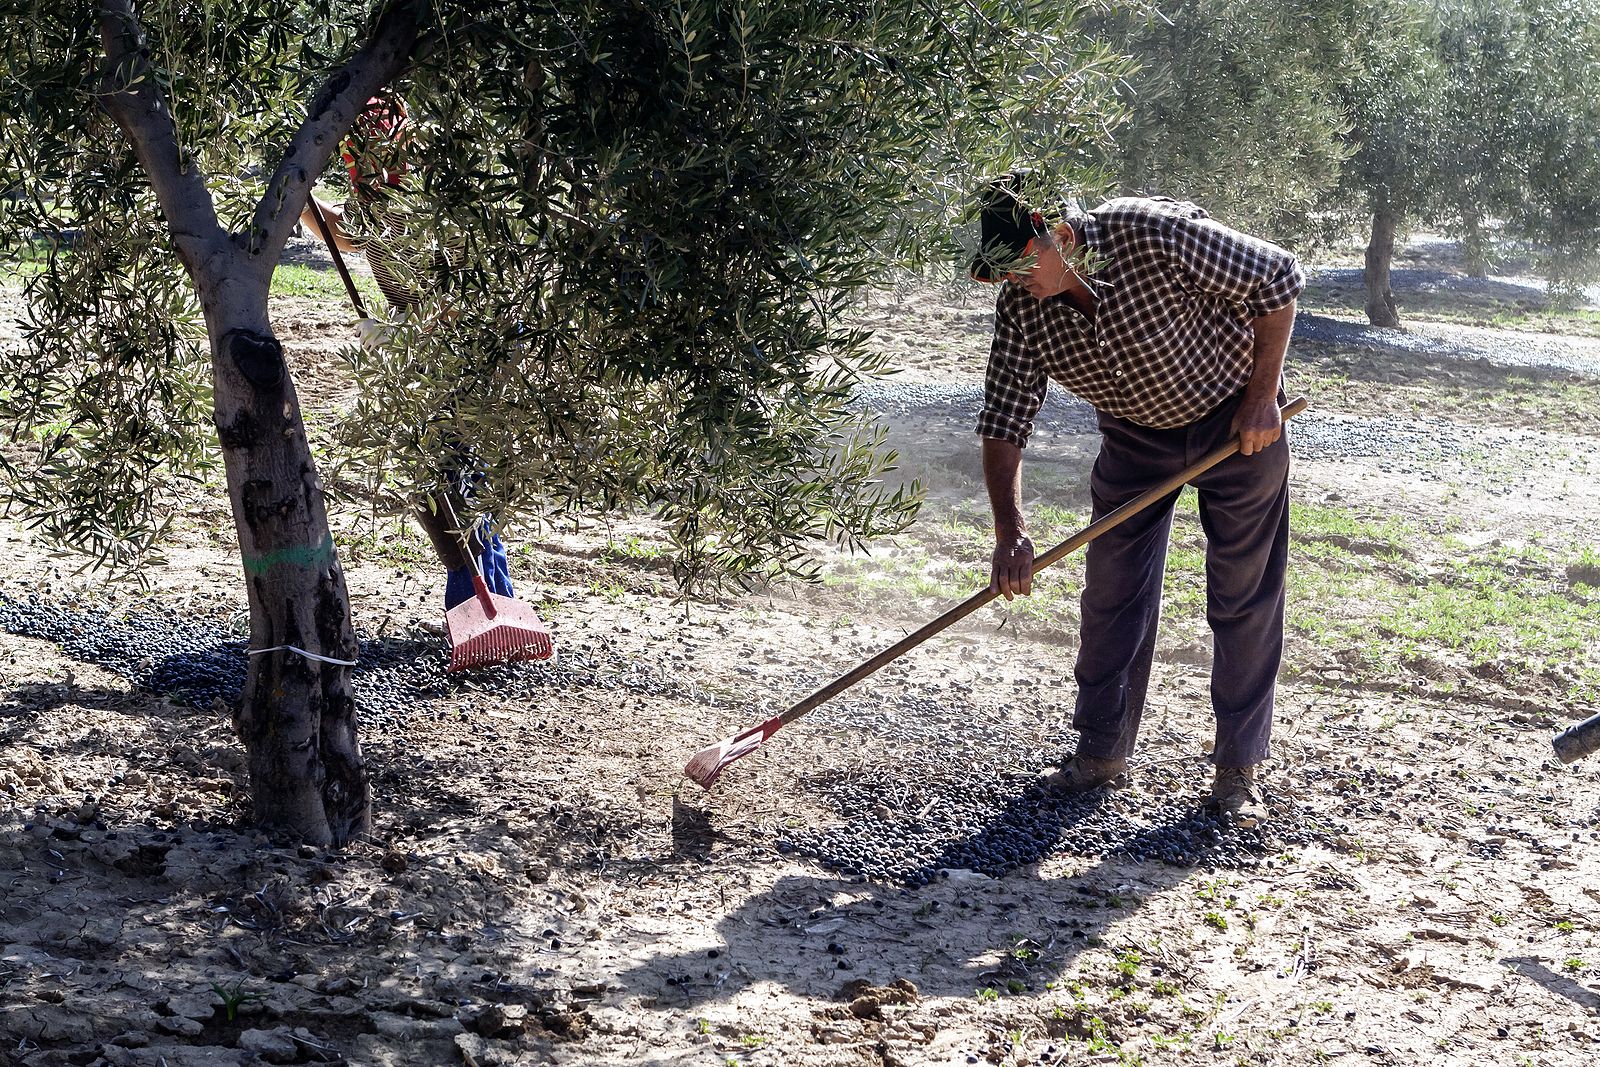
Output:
[305,198,554,672]
[684,395,1310,789]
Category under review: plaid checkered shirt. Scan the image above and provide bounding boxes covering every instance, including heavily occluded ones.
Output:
[977,197,1305,442]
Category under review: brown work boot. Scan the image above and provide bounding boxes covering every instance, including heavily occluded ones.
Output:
[1040,754,1128,795]
[1205,764,1266,826]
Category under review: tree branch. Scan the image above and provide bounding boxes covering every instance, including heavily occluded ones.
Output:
[245,1,426,264]
[97,0,227,279]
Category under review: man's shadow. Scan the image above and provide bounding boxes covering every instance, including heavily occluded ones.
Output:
[626,780,1257,1007]
[1502,957,1600,1013]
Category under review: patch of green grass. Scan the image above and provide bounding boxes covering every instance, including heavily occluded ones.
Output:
[817,485,1600,702]
[1366,535,1600,676]
[1280,501,1600,699]
[0,240,53,280]
[8,243,383,310]
[270,262,383,304]
[1290,338,1600,428]
[1419,304,1600,339]
[1082,1015,1142,1066]
[1032,503,1087,533]
[341,525,432,568]
[601,534,668,565]
[586,578,628,603]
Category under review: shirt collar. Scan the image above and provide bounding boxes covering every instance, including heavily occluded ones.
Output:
[1072,212,1111,299]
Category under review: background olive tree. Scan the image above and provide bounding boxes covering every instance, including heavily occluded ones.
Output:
[0,0,1126,844]
[1089,0,1352,246]
[1095,0,1600,327]
[1476,0,1600,299]
[1337,0,1600,325]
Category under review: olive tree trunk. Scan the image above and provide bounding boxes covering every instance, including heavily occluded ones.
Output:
[205,284,368,844]
[1459,200,1490,279]
[98,0,418,844]
[1364,203,1401,328]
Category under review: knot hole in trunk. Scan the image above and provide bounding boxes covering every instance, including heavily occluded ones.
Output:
[225,329,286,390]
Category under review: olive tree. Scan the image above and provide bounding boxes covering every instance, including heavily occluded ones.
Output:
[1089,0,1352,247]
[1098,0,1600,326]
[0,1,1121,844]
[1477,0,1600,298]
[1338,0,1600,325]
[1330,0,1445,326]
[1092,0,1433,321]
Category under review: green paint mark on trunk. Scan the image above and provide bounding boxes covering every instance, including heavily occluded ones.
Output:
[244,534,335,576]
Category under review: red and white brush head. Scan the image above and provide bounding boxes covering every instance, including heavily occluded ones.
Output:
[683,741,733,790]
[445,591,553,674]
[682,715,784,790]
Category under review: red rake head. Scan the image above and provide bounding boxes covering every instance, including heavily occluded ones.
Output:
[445,586,554,673]
[683,715,783,790]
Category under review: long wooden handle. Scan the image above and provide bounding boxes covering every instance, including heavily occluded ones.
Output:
[775,395,1309,728]
[306,197,369,320]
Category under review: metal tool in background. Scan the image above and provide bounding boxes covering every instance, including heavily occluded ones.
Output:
[1553,711,1600,764]
[684,395,1311,789]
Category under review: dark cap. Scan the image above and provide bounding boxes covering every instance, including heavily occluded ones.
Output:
[969,170,1048,283]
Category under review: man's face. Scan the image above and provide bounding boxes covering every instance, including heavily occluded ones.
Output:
[1004,223,1081,300]
[1005,227,1076,301]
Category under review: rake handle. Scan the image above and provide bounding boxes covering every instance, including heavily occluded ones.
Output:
[774,395,1309,730]
[306,197,369,320]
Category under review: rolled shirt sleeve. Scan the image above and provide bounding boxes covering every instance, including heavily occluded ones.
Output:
[976,289,1048,448]
[1163,207,1305,319]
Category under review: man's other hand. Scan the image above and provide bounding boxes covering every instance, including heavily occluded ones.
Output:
[990,535,1035,600]
[1233,396,1283,456]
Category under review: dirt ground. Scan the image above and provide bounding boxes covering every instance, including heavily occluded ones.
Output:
[2,236,1598,1067]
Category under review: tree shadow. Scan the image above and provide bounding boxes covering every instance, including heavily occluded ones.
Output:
[608,854,1197,1010]
[1306,266,1560,313]
[0,680,184,743]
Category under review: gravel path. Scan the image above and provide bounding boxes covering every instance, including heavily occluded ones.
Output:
[851,379,1582,475]
[851,307,1600,476]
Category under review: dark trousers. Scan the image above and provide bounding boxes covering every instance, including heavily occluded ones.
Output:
[1071,391,1290,767]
